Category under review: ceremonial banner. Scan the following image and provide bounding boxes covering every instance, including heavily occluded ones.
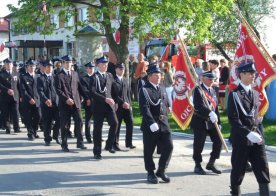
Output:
[172,46,196,129]
[229,19,276,116]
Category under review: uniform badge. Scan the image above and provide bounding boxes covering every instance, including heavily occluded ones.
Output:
[13,76,18,81]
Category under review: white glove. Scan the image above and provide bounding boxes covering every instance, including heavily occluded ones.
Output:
[218,124,222,130]
[209,111,218,123]
[246,132,262,143]
[150,123,159,132]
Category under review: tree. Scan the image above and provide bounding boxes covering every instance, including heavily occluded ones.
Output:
[210,0,276,60]
[8,0,233,65]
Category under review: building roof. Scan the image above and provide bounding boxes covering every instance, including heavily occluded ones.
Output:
[77,25,100,35]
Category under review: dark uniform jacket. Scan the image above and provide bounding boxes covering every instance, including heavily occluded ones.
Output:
[90,71,117,112]
[37,74,58,107]
[139,81,170,133]
[19,73,38,106]
[190,83,221,130]
[0,70,20,103]
[55,69,86,109]
[80,74,93,103]
[228,84,262,145]
[113,76,131,109]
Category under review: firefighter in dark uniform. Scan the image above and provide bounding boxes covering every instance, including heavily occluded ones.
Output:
[19,60,40,140]
[80,62,95,144]
[37,60,60,146]
[54,55,87,152]
[228,62,270,196]
[139,64,173,184]
[113,63,136,150]
[90,56,118,160]
[0,58,21,134]
[190,71,222,175]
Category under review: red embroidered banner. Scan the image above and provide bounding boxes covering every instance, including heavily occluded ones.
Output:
[172,45,196,130]
[229,19,276,117]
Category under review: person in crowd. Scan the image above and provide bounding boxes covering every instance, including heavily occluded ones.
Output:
[134,53,149,81]
[37,60,60,146]
[0,58,21,134]
[80,62,95,144]
[228,62,270,196]
[113,63,135,151]
[194,59,204,77]
[190,71,222,175]
[139,65,173,184]
[163,61,174,108]
[202,61,210,72]
[54,55,87,152]
[129,54,138,101]
[54,60,62,75]
[90,56,118,159]
[210,60,220,99]
[19,60,40,140]
[219,59,230,110]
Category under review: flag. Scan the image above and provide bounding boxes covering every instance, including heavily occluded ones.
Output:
[229,19,276,117]
[172,46,196,129]
[0,42,5,53]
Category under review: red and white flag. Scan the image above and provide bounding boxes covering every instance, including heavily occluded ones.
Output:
[229,19,276,116]
[172,45,196,129]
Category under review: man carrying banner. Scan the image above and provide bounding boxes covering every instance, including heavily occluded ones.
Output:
[228,62,270,196]
[190,71,222,175]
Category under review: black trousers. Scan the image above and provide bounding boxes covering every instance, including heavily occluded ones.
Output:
[231,143,270,186]
[143,130,173,172]
[192,127,222,163]
[115,108,133,147]
[93,110,118,155]
[2,101,20,132]
[23,104,40,136]
[59,106,83,147]
[84,105,93,140]
[41,105,60,143]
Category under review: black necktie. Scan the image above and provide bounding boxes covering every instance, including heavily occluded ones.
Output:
[156,85,159,91]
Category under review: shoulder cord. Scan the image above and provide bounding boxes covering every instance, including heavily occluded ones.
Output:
[142,87,161,106]
[95,74,107,93]
[233,92,254,117]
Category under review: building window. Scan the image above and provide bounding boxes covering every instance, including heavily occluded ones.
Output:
[50,14,59,29]
[78,7,88,22]
[67,42,73,56]
[65,15,74,27]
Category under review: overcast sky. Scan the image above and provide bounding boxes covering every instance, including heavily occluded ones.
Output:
[0,0,275,55]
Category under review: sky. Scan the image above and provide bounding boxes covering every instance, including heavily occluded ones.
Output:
[0,0,276,55]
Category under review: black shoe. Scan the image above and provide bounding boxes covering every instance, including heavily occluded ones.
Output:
[156,170,170,183]
[87,138,92,143]
[147,173,159,184]
[245,162,252,172]
[194,166,206,175]
[14,130,22,133]
[206,164,222,174]
[34,133,40,138]
[6,130,11,134]
[45,142,50,146]
[113,145,121,151]
[126,145,136,149]
[62,146,70,152]
[54,138,61,144]
[108,148,116,153]
[94,154,102,160]
[77,143,87,149]
[67,133,73,138]
[28,135,34,141]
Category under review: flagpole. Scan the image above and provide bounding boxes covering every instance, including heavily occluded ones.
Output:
[177,34,229,153]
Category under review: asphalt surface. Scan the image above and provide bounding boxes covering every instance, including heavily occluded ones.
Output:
[0,123,275,196]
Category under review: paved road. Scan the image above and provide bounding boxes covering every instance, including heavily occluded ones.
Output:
[0,123,275,196]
